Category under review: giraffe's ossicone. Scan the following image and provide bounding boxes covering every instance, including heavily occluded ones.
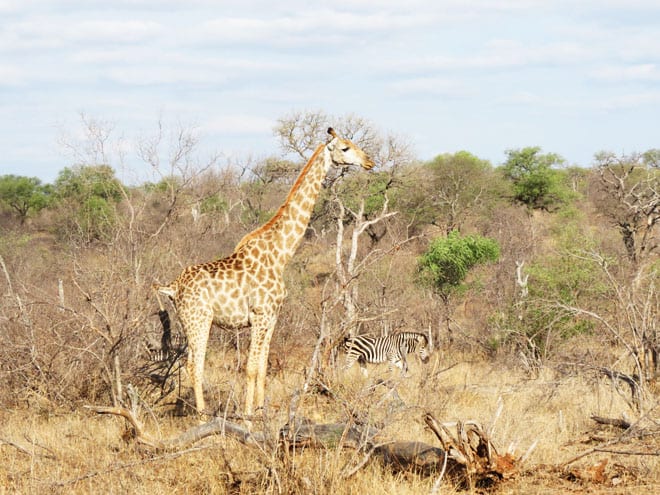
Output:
[154,127,374,418]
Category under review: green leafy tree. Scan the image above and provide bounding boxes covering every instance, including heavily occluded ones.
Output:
[501,147,570,210]
[417,231,500,343]
[53,164,124,242]
[0,175,51,224]
[335,170,392,218]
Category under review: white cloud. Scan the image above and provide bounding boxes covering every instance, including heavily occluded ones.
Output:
[1,16,163,52]
[1,0,660,180]
[388,77,472,98]
[598,90,660,110]
[194,10,435,46]
[590,63,660,82]
[497,91,543,105]
[0,64,24,85]
[203,115,274,135]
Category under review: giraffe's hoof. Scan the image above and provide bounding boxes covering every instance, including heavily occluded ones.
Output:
[194,408,213,424]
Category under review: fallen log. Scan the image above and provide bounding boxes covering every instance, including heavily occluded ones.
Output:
[85,405,266,449]
[87,404,522,490]
[279,418,379,450]
[374,441,449,475]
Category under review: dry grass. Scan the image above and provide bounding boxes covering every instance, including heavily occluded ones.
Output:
[1,351,658,494]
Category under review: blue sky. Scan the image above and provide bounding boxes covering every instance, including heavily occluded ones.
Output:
[1,0,659,184]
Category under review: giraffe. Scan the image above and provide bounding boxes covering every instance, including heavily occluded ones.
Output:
[154,127,374,417]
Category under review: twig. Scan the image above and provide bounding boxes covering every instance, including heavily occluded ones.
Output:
[84,405,156,446]
[429,449,448,495]
[561,439,624,467]
[592,448,660,456]
[0,437,56,460]
[519,439,538,464]
[341,441,394,479]
[0,254,31,325]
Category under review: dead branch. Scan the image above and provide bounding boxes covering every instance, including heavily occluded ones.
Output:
[85,405,265,450]
[87,402,525,491]
[340,441,395,479]
[597,366,642,410]
[562,405,660,467]
[590,415,632,430]
[592,447,660,456]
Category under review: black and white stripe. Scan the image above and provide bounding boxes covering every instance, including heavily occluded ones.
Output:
[342,331,430,375]
[147,331,187,363]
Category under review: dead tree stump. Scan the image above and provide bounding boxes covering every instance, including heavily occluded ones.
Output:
[423,413,519,489]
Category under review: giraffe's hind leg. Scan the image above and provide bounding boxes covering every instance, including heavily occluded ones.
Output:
[181,312,212,415]
[245,310,278,418]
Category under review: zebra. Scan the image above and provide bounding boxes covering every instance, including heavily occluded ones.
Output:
[341,331,430,376]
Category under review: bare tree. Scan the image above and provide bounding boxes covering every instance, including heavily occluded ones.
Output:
[58,113,119,167]
[274,110,412,172]
[273,111,419,376]
[136,119,223,238]
[332,187,397,337]
[49,117,231,406]
[554,251,658,412]
[423,151,497,234]
[591,151,659,263]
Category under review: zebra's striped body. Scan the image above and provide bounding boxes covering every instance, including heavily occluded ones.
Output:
[342,331,430,375]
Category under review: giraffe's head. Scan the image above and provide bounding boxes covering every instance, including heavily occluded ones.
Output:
[326,127,375,170]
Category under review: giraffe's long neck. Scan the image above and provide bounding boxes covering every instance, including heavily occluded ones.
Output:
[236,143,331,264]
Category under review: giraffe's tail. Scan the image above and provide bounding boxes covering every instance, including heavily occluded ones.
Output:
[152,282,176,312]
[152,282,177,298]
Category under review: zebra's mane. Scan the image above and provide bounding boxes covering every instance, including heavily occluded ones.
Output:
[344,331,427,340]
[397,331,427,342]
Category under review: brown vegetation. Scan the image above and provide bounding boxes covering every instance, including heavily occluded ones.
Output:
[0,115,658,493]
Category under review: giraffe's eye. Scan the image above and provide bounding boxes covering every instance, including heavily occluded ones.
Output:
[341,146,350,152]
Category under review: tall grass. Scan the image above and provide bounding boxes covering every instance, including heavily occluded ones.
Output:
[1,353,656,494]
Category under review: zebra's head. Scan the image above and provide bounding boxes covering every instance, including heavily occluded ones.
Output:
[415,333,430,363]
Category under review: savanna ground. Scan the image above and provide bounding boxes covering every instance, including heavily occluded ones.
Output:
[1,346,658,494]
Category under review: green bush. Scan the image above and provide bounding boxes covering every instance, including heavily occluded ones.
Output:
[417,231,500,298]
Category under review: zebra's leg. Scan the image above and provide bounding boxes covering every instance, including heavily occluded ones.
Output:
[400,355,410,377]
[391,353,409,377]
[343,353,356,371]
[389,353,404,374]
